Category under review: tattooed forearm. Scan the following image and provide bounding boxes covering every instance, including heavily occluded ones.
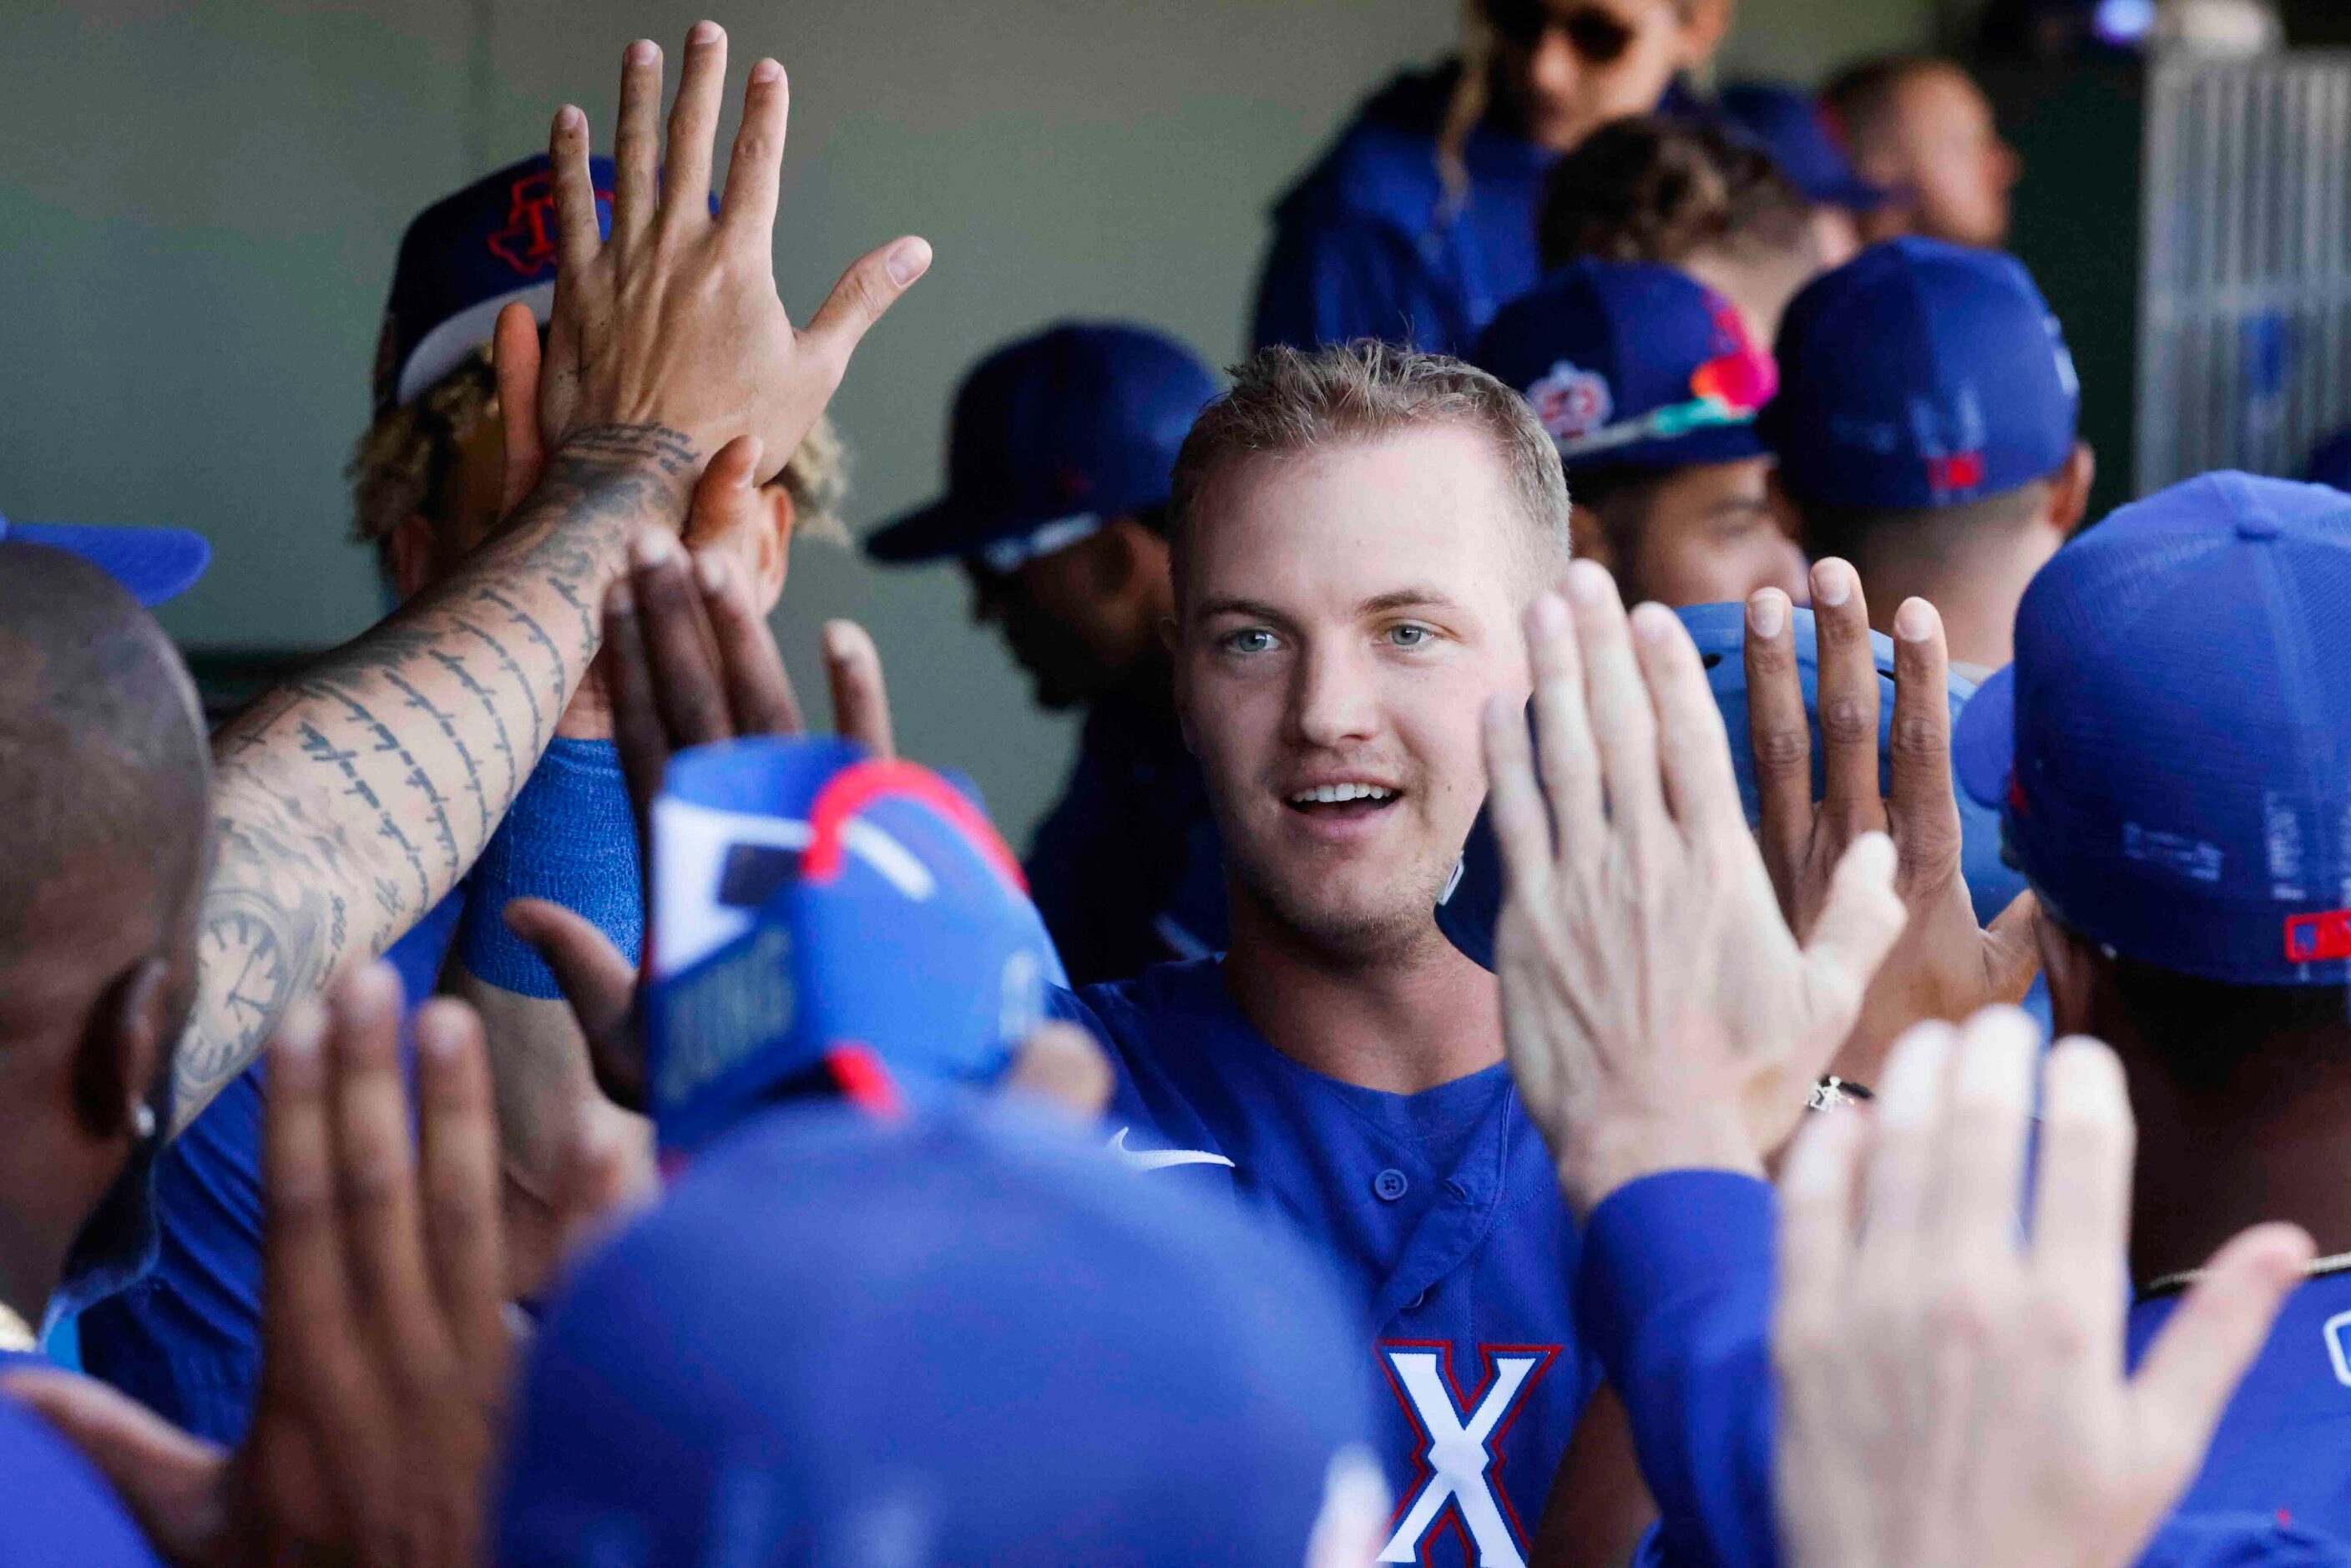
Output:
[169,424,696,1133]
[382,669,489,845]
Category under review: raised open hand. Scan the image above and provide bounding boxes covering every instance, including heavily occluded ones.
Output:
[1484,562,1909,1215]
[534,23,928,483]
[6,965,510,1568]
[1775,1010,2312,1568]
[1745,562,2040,1085]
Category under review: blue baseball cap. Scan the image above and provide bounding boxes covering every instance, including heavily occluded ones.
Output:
[866,321,1219,572]
[1471,260,1778,474]
[2307,424,2351,492]
[374,153,619,415]
[1718,81,1894,211]
[498,1097,1384,1568]
[1954,472,2351,985]
[1438,602,2025,970]
[0,514,210,607]
[646,736,1068,1153]
[1762,238,2081,510]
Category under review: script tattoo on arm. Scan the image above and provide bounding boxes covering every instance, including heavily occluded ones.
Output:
[171,425,696,1136]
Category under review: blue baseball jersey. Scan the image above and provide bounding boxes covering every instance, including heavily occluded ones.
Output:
[2131,1272,2351,1534]
[1055,959,1600,1568]
[1252,65,1552,357]
[1575,1171,2351,1568]
[75,888,463,1443]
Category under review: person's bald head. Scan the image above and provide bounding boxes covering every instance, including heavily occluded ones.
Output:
[0,543,210,1140]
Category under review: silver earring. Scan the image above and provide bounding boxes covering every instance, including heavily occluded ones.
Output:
[132,1104,156,1141]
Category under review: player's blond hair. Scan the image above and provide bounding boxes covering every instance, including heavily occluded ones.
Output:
[1167,340,1571,599]
[349,346,849,568]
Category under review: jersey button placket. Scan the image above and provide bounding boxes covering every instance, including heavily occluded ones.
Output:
[1373,1167,1409,1202]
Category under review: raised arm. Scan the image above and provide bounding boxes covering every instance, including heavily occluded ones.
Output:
[173,19,930,1135]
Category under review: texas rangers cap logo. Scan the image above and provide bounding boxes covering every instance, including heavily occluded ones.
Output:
[488,170,569,276]
[1524,360,1614,444]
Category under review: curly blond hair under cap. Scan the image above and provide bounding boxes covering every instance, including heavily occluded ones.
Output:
[349,346,849,568]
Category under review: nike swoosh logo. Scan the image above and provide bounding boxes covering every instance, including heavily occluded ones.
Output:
[1109,1126,1236,1173]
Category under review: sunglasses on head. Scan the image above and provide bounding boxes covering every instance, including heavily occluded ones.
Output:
[1482,0,1637,63]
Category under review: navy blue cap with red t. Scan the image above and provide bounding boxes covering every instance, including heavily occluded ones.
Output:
[1762,237,2080,510]
[1470,260,1778,476]
[1954,471,2351,986]
[372,153,618,415]
[865,321,1218,573]
[1717,80,1893,212]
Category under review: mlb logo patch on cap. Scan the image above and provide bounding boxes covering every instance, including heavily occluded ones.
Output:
[1525,361,1615,445]
[647,736,1066,1153]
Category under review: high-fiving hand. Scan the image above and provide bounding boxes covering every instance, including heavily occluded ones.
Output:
[5,966,512,1568]
[533,21,929,482]
[507,530,1110,1125]
[502,524,896,1111]
[1745,563,2040,1083]
[1484,563,1909,1216]
[1775,1009,2313,1568]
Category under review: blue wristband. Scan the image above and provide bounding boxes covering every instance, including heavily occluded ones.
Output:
[458,737,642,999]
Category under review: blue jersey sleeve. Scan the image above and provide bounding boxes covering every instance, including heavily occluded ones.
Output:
[1580,1176,2351,1568]
[1573,1170,1782,1568]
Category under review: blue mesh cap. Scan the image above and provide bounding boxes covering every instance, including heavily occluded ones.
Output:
[1438,602,2024,971]
[1954,472,2351,984]
[0,515,210,607]
[498,1097,1383,1568]
[867,321,1220,569]
[1762,237,2080,511]
[1472,260,1777,475]
[1717,81,1893,211]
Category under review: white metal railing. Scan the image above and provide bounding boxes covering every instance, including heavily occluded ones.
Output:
[2138,51,2351,493]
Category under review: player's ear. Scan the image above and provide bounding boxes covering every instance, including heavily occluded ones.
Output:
[746,483,795,614]
[71,957,171,1143]
[2047,442,2097,539]
[1566,504,1615,574]
[1078,521,1130,599]
[387,513,438,602]
[1674,0,1735,68]
[1763,468,1810,558]
[2037,911,2103,1040]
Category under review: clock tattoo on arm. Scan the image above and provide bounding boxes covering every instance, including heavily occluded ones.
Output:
[172,880,337,1137]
